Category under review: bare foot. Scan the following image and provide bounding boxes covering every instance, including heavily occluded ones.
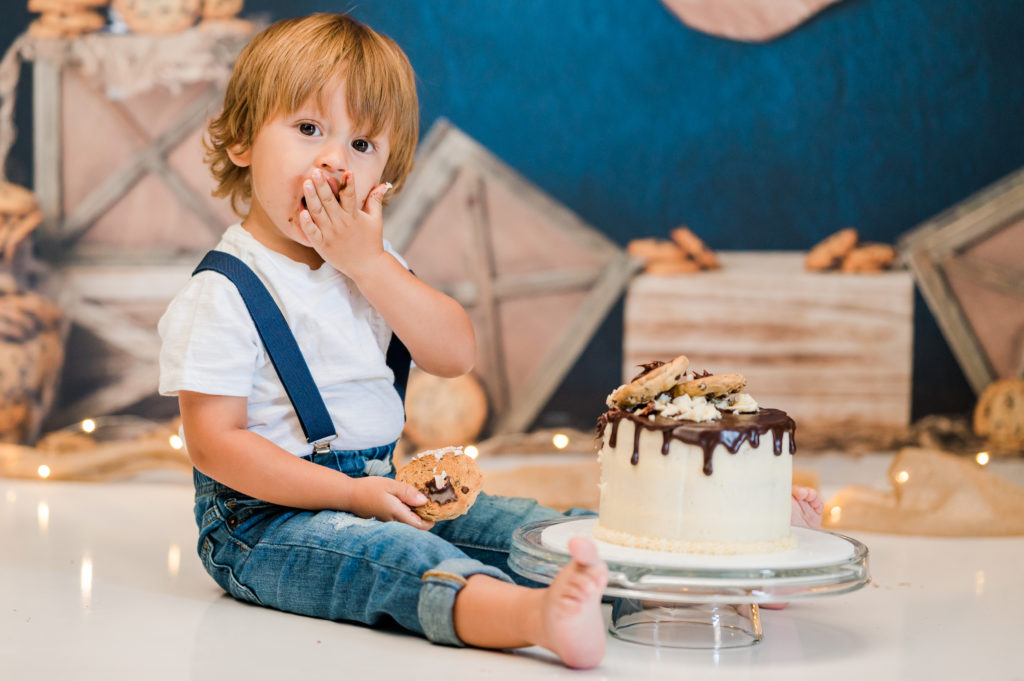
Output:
[791,485,823,528]
[537,536,609,669]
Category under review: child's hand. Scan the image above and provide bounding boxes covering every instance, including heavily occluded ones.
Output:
[347,475,435,530]
[298,168,391,280]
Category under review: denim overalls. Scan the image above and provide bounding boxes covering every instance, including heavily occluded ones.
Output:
[189,252,590,645]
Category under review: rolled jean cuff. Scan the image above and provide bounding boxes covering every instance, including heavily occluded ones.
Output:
[418,557,514,647]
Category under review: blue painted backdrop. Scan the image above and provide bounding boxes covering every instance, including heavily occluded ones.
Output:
[3,0,1023,428]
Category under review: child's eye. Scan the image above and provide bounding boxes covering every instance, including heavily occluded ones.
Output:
[298,122,321,136]
[352,138,375,153]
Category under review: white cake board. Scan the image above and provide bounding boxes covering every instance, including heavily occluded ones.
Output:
[509,516,870,650]
[541,517,854,570]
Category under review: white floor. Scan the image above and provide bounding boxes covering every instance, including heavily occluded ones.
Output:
[3,452,1024,680]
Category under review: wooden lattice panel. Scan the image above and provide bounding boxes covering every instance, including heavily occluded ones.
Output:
[899,167,1024,393]
[386,120,637,436]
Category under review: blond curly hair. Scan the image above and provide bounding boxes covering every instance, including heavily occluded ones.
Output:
[206,14,419,216]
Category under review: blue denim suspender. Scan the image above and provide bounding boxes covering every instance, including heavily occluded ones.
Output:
[192,250,411,454]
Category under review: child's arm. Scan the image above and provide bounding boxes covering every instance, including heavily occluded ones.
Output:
[300,171,475,378]
[350,255,475,378]
[179,390,433,529]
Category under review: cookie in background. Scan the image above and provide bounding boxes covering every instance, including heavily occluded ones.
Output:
[627,225,719,275]
[805,227,898,273]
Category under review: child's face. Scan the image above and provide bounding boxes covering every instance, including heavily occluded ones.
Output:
[229,76,391,255]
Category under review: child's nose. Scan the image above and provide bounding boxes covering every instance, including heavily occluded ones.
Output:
[315,141,349,173]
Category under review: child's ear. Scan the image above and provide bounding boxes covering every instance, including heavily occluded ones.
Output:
[227,142,251,168]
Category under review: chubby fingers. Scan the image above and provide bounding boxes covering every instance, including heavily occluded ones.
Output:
[390,481,434,530]
[362,182,392,218]
[297,209,321,247]
[337,169,357,216]
[304,169,345,224]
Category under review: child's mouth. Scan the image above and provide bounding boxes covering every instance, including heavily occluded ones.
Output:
[300,178,343,212]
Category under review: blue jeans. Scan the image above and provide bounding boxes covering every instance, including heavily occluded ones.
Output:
[192,442,593,646]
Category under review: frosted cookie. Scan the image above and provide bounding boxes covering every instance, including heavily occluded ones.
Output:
[396,446,483,521]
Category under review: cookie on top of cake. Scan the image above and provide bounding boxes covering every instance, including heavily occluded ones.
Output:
[595,354,797,555]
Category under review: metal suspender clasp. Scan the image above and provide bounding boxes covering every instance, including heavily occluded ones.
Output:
[311,435,336,455]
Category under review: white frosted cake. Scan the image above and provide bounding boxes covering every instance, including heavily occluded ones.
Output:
[594,356,796,554]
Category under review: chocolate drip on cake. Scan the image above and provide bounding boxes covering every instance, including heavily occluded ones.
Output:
[598,408,796,476]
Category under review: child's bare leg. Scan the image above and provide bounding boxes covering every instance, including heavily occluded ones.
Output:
[453,537,609,669]
[791,485,823,528]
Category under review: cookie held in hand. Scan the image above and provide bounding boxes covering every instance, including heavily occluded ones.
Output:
[396,446,483,521]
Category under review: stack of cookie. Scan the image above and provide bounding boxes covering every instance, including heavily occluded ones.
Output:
[27,0,108,39]
[805,227,898,273]
[108,0,248,34]
[111,0,199,34]
[0,182,41,262]
[0,183,64,444]
[627,226,720,275]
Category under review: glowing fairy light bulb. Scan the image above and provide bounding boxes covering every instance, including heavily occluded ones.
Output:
[37,465,51,479]
[829,506,841,523]
[169,435,184,450]
[976,451,990,466]
[464,445,479,459]
[895,470,910,484]
[81,419,96,433]
[552,433,570,449]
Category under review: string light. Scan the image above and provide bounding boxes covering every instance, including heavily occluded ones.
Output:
[464,445,479,459]
[37,465,51,479]
[81,418,96,433]
[169,435,184,450]
[976,451,990,466]
[895,470,910,484]
[829,506,841,523]
[552,433,570,449]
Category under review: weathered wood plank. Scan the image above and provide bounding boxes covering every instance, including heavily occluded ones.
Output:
[624,252,914,430]
[32,56,63,244]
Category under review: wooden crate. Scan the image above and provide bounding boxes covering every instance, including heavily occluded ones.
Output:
[898,166,1024,393]
[15,31,252,426]
[624,252,914,434]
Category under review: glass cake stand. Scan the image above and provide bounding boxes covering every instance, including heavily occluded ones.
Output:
[509,516,869,650]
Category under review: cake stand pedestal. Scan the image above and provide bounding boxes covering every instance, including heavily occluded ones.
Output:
[509,517,869,650]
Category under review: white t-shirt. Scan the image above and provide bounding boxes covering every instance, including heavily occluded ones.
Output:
[158,224,407,455]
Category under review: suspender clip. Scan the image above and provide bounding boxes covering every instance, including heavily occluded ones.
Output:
[311,436,336,455]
